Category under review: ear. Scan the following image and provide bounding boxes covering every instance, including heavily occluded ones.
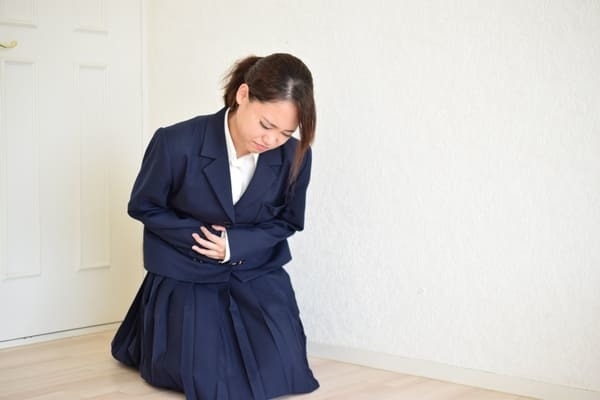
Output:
[235,83,250,105]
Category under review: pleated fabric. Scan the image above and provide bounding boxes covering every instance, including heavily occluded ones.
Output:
[111,267,319,400]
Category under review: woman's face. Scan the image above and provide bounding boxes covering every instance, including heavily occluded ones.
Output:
[229,83,298,156]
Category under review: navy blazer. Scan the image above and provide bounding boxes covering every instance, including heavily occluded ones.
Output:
[128,107,312,283]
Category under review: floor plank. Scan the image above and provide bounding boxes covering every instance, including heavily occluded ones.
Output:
[0,330,535,400]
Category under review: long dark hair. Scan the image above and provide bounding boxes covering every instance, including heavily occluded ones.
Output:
[223,53,316,188]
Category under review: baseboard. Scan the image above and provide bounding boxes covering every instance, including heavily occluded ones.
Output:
[307,341,600,400]
[0,322,120,350]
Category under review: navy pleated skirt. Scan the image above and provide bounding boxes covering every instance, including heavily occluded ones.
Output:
[111,268,319,400]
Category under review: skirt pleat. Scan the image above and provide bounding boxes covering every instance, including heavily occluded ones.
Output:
[111,268,319,400]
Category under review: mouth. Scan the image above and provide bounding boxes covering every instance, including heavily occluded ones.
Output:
[254,141,269,152]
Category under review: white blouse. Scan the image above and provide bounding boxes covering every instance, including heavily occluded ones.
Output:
[224,108,259,204]
[221,108,259,262]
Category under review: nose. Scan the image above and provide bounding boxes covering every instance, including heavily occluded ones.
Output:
[262,132,278,147]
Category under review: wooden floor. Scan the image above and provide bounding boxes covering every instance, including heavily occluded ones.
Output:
[0,329,535,400]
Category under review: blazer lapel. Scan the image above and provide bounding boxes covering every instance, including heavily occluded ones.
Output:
[234,147,282,208]
[199,108,236,223]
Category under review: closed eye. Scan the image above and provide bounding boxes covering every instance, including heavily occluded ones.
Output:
[261,119,293,138]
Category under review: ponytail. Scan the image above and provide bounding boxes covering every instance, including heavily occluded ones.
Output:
[223,56,262,110]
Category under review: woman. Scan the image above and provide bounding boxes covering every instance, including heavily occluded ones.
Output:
[111,53,320,400]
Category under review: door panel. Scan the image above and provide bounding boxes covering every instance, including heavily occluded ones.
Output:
[0,0,144,342]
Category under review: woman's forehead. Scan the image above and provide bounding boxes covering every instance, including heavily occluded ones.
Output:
[252,100,298,130]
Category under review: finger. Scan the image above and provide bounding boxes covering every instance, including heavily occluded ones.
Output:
[192,233,220,250]
[192,245,224,260]
[212,225,226,232]
[199,228,225,245]
[200,226,222,241]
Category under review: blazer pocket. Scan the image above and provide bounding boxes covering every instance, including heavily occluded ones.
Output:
[261,203,286,219]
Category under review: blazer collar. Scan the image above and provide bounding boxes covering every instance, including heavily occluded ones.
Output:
[200,107,228,159]
[199,108,283,222]
[236,149,282,208]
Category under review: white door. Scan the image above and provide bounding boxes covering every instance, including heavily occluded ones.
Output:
[0,0,144,342]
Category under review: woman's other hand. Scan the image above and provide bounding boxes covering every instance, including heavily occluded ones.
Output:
[192,225,226,261]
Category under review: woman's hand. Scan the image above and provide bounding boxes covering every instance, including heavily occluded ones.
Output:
[192,225,227,261]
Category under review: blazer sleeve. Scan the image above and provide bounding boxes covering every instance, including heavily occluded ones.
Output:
[226,147,312,262]
[127,128,203,256]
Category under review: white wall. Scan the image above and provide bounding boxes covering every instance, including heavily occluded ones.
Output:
[147,0,600,395]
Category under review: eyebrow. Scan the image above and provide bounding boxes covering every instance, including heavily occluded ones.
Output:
[263,117,296,134]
